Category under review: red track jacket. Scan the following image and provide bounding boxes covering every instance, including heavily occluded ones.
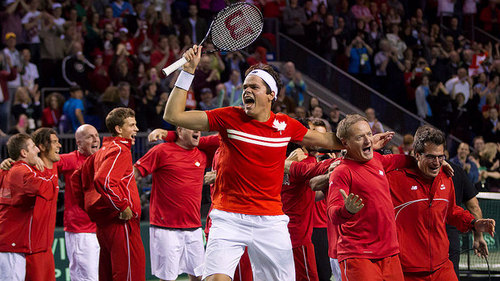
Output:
[0,161,57,254]
[387,168,475,273]
[76,137,141,225]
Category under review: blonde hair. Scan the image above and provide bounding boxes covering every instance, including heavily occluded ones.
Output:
[336,114,368,140]
[480,142,498,161]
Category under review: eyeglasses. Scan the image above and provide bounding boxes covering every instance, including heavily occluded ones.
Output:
[422,153,445,162]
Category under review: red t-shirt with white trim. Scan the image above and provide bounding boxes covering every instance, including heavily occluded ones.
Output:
[59,151,96,233]
[206,107,308,215]
[135,142,208,228]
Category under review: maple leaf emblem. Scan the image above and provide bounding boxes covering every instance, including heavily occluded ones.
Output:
[272,119,287,133]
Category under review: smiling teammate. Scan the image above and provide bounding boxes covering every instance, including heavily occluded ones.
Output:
[327,114,416,281]
[160,46,392,281]
[26,128,61,281]
[81,108,146,281]
[0,134,55,281]
[386,126,495,281]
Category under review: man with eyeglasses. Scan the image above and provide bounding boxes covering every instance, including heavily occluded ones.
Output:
[386,125,495,281]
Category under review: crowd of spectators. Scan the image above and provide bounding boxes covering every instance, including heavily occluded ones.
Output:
[0,0,499,190]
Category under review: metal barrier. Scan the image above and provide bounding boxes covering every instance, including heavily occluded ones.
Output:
[472,26,500,45]
[276,32,464,149]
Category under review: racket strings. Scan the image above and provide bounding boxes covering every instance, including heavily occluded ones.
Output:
[210,4,263,51]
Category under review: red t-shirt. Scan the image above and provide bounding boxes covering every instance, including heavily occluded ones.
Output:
[31,165,59,251]
[281,155,317,248]
[206,107,308,215]
[312,200,328,228]
[59,150,96,233]
[327,153,414,262]
[135,142,208,229]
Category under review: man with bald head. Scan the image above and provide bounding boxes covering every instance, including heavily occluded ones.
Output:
[58,124,101,281]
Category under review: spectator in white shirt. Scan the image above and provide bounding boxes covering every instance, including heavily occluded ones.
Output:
[20,49,39,91]
[446,67,472,104]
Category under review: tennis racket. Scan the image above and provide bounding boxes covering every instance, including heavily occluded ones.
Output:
[161,2,263,76]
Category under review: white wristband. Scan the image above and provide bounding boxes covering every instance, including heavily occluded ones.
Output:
[174,70,194,91]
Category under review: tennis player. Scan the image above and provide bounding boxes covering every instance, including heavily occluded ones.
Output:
[161,46,393,281]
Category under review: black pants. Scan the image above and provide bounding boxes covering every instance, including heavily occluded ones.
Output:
[312,227,331,281]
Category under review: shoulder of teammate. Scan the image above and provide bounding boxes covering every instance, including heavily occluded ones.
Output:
[135,142,168,176]
[378,152,416,172]
[57,151,76,173]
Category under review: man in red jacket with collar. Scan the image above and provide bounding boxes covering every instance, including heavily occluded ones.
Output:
[387,125,495,281]
[0,133,56,281]
[88,107,145,281]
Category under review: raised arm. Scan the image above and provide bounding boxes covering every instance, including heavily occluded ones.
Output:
[301,129,343,150]
[163,45,210,131]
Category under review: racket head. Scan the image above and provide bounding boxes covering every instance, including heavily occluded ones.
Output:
[209,3,263,52]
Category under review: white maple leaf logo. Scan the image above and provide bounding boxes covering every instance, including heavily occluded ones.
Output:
[272,119,287,133]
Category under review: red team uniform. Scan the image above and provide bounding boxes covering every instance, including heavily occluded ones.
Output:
[206,107,308,215]
[327,153,413,281]
[87,136,145,281]
[203,107,308,280]
[59,150,99,281]
[387,168,475,281]
[59,151,96,233]
[134,135,218,279]
[25,165,59,281]
[282,155,319,281]
[0,162,58,254]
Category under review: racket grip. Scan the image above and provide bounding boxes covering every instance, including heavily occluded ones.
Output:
[161,57,188,76]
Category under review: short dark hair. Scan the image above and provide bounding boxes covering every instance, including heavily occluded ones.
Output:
[7,133,31,161]
[245,64,283,95]
[117,81,130,90]
[106,107,135,136]
[69,85,82,93]
[32,127,57,152]
[413,125,446,154]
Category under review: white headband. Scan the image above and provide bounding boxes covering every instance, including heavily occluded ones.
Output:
[247,69,278,101]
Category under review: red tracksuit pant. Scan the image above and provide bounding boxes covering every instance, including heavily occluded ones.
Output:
[340,254,404,281]
[26,250,56,281]
[96,220,146,281]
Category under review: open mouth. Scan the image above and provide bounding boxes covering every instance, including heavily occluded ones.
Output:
[243,94,255,107]
[192,134,199,140]
[429,166,440,173]
[362,146,371,153]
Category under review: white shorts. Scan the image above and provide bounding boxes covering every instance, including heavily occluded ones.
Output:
[330,258,341,281]
[65,232,100,281]
[150,226,204,280]
[203,209,295,281]
[0,252,25,281]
